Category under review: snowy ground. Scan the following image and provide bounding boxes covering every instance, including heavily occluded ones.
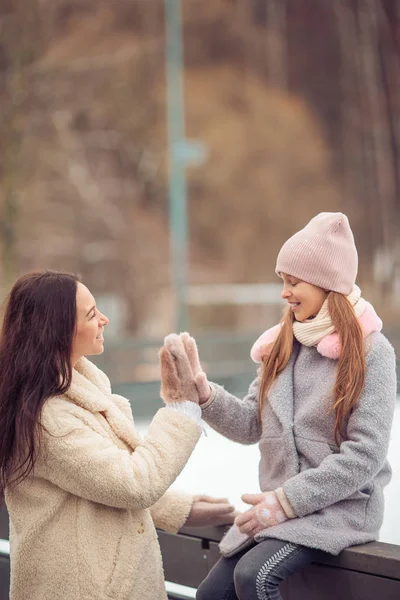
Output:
[137,400,400,546]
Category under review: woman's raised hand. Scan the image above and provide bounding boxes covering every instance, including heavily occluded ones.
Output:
[159,334,200,404]
[159,333,212,405]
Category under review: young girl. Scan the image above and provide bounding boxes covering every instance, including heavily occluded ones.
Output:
[162,213,397,600]
[0,271,235,600]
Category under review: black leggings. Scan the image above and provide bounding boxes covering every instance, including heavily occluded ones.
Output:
[196,538,314,600]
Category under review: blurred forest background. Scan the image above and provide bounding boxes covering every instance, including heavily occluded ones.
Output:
[1,0,400,364]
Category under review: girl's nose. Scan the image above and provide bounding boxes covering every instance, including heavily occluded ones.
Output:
[281,287,290,300]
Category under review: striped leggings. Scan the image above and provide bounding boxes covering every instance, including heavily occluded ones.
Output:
[196,538,314,600]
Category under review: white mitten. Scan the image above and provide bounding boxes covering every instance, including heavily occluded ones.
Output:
[235,491,289,537]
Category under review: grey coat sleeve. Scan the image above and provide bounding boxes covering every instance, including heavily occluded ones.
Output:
[283,333,397,517]
[201,376,262,444]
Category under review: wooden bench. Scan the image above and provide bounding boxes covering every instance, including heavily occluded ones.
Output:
[159,526,400,599]
[0,503,399,599]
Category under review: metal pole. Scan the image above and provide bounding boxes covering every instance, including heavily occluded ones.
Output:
[165,0,188,332]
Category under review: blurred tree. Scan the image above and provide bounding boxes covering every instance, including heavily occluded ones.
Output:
[0,0,399,335]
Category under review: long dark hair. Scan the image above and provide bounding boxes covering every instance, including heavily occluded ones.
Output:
[0,271,80,499]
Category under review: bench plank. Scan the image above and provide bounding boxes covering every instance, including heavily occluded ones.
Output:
[159,528,400,599]
[179,526,400,579]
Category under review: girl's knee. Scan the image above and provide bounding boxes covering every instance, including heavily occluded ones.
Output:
[196,555,239,599]
[196,579,209,600]
[233,559,258,597]
[196,576,229,600]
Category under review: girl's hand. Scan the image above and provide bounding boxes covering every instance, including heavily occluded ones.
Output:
[180,332,212,405]
[185,495,238,527]
[235,491,288,536]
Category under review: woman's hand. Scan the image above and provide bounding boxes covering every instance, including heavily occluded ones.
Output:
[159,334,200,404]
[159,333,212,405]
[235,491,288,536]
[185,495,238,527]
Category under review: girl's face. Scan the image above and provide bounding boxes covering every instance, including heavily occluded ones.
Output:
[72,283,109,366]
[280,273,328,322]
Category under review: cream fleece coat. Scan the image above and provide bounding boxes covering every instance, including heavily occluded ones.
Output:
[5,358,201,600]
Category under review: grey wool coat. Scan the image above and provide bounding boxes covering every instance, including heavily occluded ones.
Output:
[203,331,397,555]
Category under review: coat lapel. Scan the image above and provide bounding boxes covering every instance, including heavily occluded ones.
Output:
[65,358,142,451]
[267,343,300,430]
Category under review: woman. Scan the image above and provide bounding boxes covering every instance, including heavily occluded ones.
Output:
[161,213,396,600]
[0,271,235,600]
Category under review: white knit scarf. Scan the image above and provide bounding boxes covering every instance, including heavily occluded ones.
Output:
[292,285,366,347]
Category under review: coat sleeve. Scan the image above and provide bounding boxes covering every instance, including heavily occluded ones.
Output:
[201,376,262,444]
[283,334,397,517]
[37,405,201,510]
[149,489,194,533]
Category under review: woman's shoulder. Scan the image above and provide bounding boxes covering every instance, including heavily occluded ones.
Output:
[41,394,88,433]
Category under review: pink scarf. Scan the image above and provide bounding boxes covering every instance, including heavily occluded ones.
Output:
[251,301,382,363]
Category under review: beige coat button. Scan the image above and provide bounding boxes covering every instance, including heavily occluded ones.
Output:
[137,522,145,534]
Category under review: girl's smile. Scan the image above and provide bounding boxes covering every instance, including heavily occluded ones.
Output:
[280,273,328,322]
[288,302,301,312]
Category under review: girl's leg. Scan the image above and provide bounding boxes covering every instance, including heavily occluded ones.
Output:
[234,538,314,600]
[196,543,256,600]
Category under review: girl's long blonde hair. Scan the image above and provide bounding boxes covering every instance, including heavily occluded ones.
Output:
[258,292,366,444]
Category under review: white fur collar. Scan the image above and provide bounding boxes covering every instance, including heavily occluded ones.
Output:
[64,357,141,450]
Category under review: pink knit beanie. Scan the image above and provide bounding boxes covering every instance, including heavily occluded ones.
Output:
[275,212,358,294]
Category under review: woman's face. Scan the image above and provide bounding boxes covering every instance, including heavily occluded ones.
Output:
[72,283,109,365]
[280,273,328,322]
